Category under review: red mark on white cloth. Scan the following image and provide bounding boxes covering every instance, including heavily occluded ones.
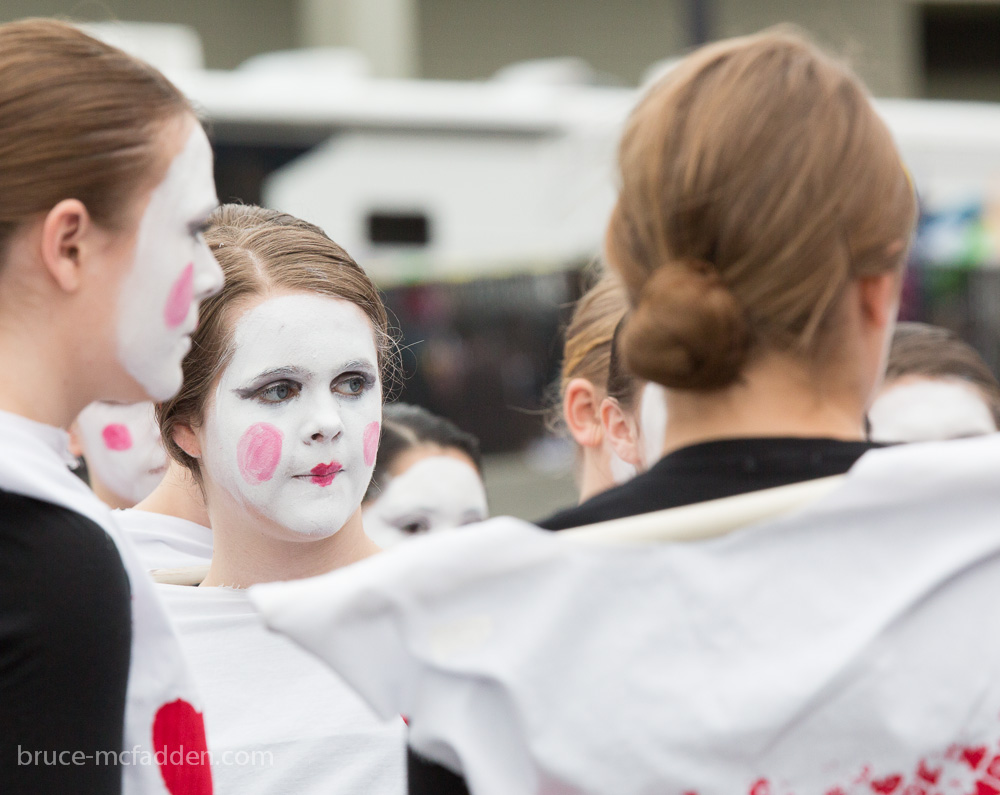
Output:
[363,421,380,467]
[102,423,132,451]
[152,699,212,795]
[164,263,195,329]
[237,423,283,484]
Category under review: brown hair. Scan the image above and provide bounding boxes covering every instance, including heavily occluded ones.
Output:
[158,204,397,482]
[605,316,642,410]
[560,273,629,397]
[885,322,1000,427]
[545,272,629,434]
[609,29,916,391]
[0,19,192,258]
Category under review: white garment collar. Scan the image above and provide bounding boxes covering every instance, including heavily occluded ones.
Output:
[0,408,79,467]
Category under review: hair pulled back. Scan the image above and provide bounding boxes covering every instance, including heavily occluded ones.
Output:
[0,19,192,258]
[158,204,397,482]
[609,29,916,391]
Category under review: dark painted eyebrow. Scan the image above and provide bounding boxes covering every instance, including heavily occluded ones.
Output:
[340,359,377,372]
[250,366,300,380]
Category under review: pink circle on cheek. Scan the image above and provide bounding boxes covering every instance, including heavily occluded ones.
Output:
[102,424,133,451]
[163,263,195,329]
[363,421,380,467]
[237,423,283,484]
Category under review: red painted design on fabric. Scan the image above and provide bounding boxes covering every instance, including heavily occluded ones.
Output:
[825,789,847,795]
[749,778,771,795]
[164,263,195,328]
[870,774,902,793]
[152,699,212,795]
[963,747,989,770]
[972,781,1000,795]
[986,755,1000,779]
[237,423,283,484]
[916,759,941,784]
[102,423,132,451]
[363,421,380,467]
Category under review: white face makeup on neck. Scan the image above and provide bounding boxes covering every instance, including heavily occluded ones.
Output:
[868,377,997,443]
[117,123,224,401]
[199,293,382,539]
[363,454,488,548]
[637,383,668,469]
[75,400,167,504]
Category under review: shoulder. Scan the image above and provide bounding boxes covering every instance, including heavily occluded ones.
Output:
[537,470,673,530]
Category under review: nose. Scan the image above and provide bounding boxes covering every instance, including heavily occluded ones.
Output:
[304,396,345,444]
[193,240,224,301]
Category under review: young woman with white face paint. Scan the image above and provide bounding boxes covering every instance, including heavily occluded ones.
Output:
[156,204,405,794]
[868,322,1000,443]
[363,403,488,547]
[0,20,222,794]
[70,400,169,509]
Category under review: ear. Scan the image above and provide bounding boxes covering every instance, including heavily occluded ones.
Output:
[856,270,901,331]
[172,423,203,459]
[40,199,92,293]
[600,398,642,467]
[563,378,603,448]
[67,421,85,459]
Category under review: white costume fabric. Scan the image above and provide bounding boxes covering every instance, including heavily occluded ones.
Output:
[0,410,212,795]
[160,583,406,795]
[252,434,1000,795]
[116,509,213,570]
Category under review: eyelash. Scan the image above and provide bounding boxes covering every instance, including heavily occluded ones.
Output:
[247,373,374,405]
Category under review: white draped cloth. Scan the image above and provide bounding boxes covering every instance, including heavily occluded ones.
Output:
[0,410,213,795]
[251,434,1000,795]
[116,509,213,570]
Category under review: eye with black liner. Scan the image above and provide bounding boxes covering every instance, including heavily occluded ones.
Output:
[333,372,375,398]
[189,218,212,241]
[235,380,302,405]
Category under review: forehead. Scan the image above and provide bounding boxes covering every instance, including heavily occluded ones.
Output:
[380,456,486,510]
[147,122,217,218]
[79,401,156,428]
[226,292,378,370]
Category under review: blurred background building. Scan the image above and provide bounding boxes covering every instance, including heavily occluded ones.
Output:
[7,0,1000,516]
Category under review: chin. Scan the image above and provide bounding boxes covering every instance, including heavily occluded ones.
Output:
[276,519,347,541]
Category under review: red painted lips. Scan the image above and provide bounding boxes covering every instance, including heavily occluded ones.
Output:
[308,462,343,486]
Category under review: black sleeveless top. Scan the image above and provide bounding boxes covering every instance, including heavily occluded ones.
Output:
[0,489,132,794]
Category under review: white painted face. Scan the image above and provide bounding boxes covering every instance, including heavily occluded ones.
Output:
[116,124,224,401]
[75,401,168,504]
[637,383,668,469]
[868,377,997,443]
[200,293,382,538]
[364,455,488,548]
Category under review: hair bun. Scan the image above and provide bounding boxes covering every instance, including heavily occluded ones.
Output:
[621,258,750,390]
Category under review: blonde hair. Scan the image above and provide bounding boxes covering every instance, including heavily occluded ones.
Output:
[609,29,916,390]
[158,204,397,483]
[560,273,630,397]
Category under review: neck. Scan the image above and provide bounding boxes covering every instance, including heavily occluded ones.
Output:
[659,353,868,457]
[576,444,616,503]
[89,476,133,511]
[134,462,210,527]
[0,323,82,428]
[201,507,378,589]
